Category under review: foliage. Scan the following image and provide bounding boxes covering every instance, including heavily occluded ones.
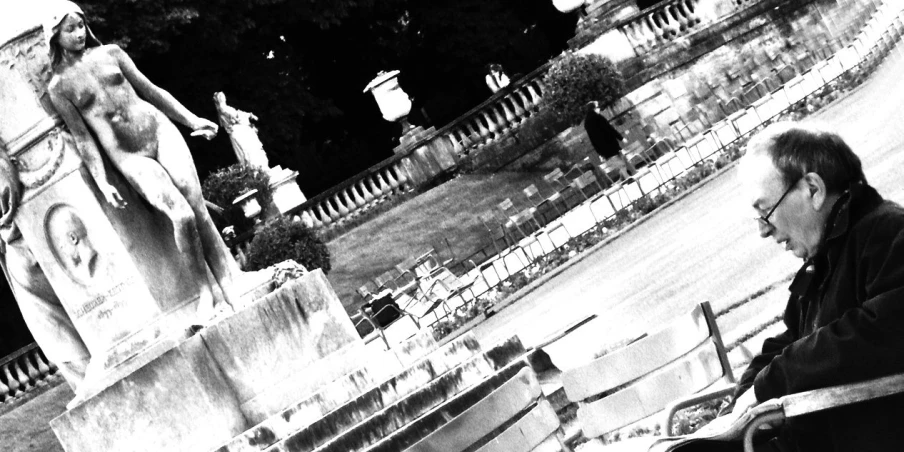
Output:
[201,164,273,210]
[245,217,332,274]
[541,51,625,125]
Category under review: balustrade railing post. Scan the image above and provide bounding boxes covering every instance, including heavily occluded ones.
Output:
[491,105,508,132]
[0,370,9,401]
[316,204,332,226]
[384,167,400,192]
[325,199,341,222]
[507,94,526,119]
[365,177,380,200]
[306,209,323,228]
[23,354,40,385]
[448,130,464,156]
[33,349,51,377]
[500,99,517,125]
[526,83,543,107]
[14,359,30,390]
[393,162,409,189]
[349,185,366,208]
[357,180,374,204]
[516,89,533,114]
[3,362,20,397]
[376,171,392,196]
[481,111,499,139]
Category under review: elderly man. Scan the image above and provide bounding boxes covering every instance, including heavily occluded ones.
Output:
[728,122,904,451]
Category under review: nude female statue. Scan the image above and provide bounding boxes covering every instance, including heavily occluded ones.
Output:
[46,2,238,317]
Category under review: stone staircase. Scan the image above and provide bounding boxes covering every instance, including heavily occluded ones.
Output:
[212,332,536,452]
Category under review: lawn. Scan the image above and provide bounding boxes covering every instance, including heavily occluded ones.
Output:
[324,171,552,314]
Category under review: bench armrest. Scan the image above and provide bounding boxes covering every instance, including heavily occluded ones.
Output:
[741,373,904,452]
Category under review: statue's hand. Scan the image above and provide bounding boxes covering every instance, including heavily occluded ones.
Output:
[190,118,219,140]
[99,183,127,209]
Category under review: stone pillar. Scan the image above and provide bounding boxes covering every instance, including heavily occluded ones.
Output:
[394,126,458,187]
[266,165,306,215]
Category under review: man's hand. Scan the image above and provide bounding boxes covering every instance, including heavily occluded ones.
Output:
[98,183,127,209]
[733,388,760,415]
[190,117,218,140]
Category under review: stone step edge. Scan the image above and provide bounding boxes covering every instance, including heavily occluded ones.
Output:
[212,332,482,452]
[269,336,527,452]
[358,349,537,452]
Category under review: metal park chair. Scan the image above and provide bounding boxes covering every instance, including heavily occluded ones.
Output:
[561,302,735,440]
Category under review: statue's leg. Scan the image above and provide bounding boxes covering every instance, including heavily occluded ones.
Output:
[112,154,217,317]
[154,118,241,306]
[2,238,90,391]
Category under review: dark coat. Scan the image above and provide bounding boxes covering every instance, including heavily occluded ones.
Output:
[736,182,904,451]
[584,109,623,159]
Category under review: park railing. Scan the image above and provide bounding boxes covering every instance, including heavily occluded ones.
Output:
[287,156,410,230]
[0,343,57,403]
[619,0,710,52]
[436,63,550,158]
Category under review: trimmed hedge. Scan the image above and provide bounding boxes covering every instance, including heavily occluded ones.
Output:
[244,217,332,274]
[541,51,624,126]
[202,164,273,210]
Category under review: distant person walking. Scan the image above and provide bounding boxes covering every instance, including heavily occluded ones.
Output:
[584,101,636,183]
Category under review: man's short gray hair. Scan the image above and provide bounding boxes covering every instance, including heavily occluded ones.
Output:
[746,122,866,194]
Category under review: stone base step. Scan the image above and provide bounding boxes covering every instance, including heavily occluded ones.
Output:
[212,332,476,452]
[359,353,536,452]
[265,336,528,452]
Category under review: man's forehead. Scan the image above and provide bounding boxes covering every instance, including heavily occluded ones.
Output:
[738,154,784,207]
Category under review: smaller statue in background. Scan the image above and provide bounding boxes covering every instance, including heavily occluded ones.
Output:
[213,92,270,170]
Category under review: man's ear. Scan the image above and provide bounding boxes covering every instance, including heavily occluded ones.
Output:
[803,172,828,210]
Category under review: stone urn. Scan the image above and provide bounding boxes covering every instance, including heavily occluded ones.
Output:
[364,70,413,132]
[553,0,585,13]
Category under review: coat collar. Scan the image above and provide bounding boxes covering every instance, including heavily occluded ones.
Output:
[789,182,883,297]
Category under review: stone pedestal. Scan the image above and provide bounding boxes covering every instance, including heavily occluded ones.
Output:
[394,126,457,186]
[50,334,248,452]
[266,165,306,215]
[50,270,364,452]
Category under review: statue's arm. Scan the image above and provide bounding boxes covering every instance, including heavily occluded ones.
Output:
[0,144,19,229]
[109,46,218,140]
[48,82,125,208]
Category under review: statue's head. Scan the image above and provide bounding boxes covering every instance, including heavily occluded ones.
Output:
[46,204,99,286]
[213,92,227,107]
[46,1,101,69]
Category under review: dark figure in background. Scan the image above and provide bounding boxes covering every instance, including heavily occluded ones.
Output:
[583,101,636,182]
[720,121,904,451]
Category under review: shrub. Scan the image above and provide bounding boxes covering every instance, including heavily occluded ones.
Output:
[244,217,332,273]
[541,51,625,125]
[202,164,273,211]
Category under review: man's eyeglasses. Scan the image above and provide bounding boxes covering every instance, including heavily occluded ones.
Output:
[756,179,799,228]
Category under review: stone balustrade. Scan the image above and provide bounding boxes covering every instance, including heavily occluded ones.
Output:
[0,343,57,402]
[620,0,708,52]
[438,64,550,159]
[288,157,410,229]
